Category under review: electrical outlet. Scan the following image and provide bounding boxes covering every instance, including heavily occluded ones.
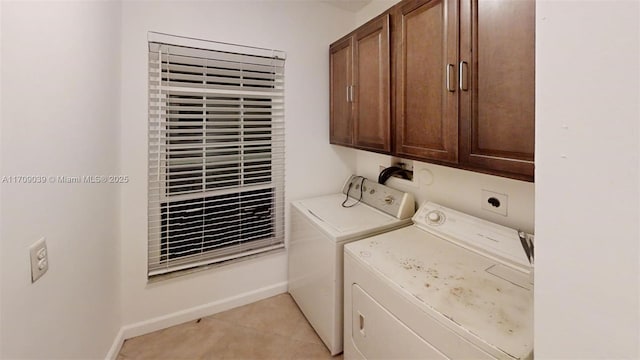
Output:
[29,237,48,283]
[481,190,508,216]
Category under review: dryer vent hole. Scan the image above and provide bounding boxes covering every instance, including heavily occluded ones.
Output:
[487,197,501,208]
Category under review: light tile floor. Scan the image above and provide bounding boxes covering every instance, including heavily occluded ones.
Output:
[118,293,341,359]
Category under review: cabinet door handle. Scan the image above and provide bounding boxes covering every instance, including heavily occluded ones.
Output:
[349,85,354,102]
[446,64,455,92]
[346,85,350,102]
[459,61,468,91]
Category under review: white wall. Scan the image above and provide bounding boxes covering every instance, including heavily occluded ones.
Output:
[355,151,535,232]
[535,0,640,358]
[119,0,356,330]
[355,0,399,26]
[0,1,122,358]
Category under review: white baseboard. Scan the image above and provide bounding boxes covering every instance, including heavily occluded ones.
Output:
[105,327,126,360]
[104,281,288,360]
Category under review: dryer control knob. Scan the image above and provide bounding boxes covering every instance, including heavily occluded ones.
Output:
[384,195,395,205]
[428,212,441,222]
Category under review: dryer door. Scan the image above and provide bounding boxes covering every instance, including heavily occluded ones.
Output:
[350,284,446,359]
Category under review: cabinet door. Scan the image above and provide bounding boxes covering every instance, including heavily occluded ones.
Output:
[395,0,459,163]
[330,37,353,146]
[459,0,535,180]
[353,15,391,152]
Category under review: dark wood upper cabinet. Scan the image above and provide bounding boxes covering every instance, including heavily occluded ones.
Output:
[353,15,391,152]
[329,0,535,181]
[458,0,535,178]
[329,36,353,147]
[395,0,458,163]
[329,15,391,153]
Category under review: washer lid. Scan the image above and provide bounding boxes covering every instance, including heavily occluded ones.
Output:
[292,194,408,242]
[345,226,533,360]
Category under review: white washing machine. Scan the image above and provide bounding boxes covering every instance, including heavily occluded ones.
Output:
[289,175,415,355]
[344,202,534,360]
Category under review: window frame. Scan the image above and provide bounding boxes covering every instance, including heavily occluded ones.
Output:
[147,32,286,278]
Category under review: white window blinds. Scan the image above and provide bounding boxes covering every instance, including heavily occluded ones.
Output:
[148,33,285,277]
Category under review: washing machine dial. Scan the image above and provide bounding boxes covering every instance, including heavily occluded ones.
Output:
[426,210,445,225]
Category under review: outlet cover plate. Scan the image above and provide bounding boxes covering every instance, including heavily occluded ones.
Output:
[481,190,508,216]
[30,237,48,283]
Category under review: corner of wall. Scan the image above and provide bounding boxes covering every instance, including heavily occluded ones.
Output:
[354,0,400,27]
[0,0,4,356]
[112,0,124,355]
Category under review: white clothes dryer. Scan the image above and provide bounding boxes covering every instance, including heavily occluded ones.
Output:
[344,202,534,359]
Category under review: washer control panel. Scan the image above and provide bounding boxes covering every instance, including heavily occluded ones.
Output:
[413,201,532,272]
[342,175,415,219]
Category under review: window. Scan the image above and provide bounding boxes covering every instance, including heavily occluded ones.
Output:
[148,33,285,277]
